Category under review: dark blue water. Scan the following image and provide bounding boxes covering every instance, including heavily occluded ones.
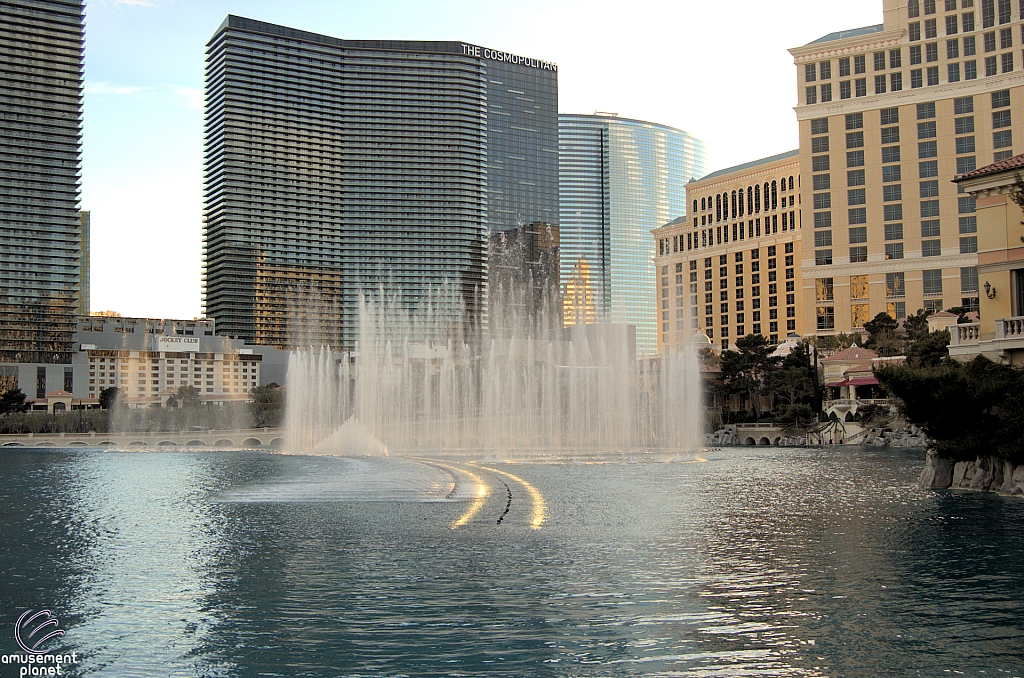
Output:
[1,446,1022,677]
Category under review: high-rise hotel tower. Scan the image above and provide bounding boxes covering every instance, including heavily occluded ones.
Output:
[203,17,558,348]
[0,0,84,365]
[559,113,706,356]
[792,0,1022,336]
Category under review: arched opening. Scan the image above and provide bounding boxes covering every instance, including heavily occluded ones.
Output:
[185,440,208,448]
[758,436,771,446]
[268,437,285,449]
[127,441,149,448]
[214,439,234,448]
[744,436,756,446]
[241,438,262,448]
[158,440,178,447]
[52,401,66,413]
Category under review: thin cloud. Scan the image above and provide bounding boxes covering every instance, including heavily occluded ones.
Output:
[173,86,203,111]
[114,0,157,6]
[85,82,145,96]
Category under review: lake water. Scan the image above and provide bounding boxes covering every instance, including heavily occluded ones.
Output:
[1,446,1022,677]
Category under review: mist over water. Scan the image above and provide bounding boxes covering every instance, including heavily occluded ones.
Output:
[283,281,704,456]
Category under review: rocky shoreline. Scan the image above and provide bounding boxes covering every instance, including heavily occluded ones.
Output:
[919,451,1024,495]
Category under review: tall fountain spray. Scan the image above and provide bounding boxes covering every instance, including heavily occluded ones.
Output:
[283,278,705,456]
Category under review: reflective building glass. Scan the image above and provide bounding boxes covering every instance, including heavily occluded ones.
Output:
[559,114,707,356]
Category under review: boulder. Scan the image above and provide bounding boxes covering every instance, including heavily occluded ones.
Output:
[1013,465,1024,485]
[952,461,970,487]
[919,452,955,489]
[999,461,1016,493]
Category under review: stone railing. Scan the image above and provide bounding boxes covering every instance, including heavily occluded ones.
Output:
[949,322,980,347]
[996,316,1024,339]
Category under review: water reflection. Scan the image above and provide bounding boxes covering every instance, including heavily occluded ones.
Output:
[0,447,1021,676]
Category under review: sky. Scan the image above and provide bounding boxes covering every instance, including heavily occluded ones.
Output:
[82,0,881,319]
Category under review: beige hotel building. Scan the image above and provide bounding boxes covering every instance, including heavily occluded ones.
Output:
[653,151,803,352]
[792,0,1023,335]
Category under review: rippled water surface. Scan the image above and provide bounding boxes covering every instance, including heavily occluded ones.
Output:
[1,446,1023,677]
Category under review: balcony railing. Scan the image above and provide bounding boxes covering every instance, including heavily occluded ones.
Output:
[996,316,1024,340]
[949,322,980,347]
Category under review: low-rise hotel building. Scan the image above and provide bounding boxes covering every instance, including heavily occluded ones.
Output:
[653,150,803,353]
[949,152,1024,363]
[791,0,1023,336]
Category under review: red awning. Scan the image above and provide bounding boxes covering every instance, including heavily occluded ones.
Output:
[846,377,879,386]
[825,380,848,387]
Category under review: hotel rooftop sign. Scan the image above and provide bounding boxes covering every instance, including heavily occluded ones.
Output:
[461,43,557,71]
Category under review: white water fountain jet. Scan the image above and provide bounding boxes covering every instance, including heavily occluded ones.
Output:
[283,279,705,457]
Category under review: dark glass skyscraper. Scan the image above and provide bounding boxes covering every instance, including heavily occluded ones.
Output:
[203,17,558,348]
[0,0,84,364]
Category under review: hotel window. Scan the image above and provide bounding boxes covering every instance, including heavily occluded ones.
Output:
[817,306,836,331]
[847,131,865,148]
[885,204,905,222]
[985,30,997,50]
[949,38,961,58]
[926,0,937,12]
[948,14,960,33]
[912,69,924,87]
[923,239,943,256]
[921,200,940,218]
[848,169,866,186]
[926,18,939,37]
[814,231,833,248]
[911,21,923,41]
[849,188,867,205]
[816,278,835,302]
[964,10,977,30]
[840,81,852,98]
[885,223,905,241]
[956,156,977,173]
[852,275,869,300]
[887,272,906,298]
[920,180,940,197]
[847,150,865,168]
[855,78,868,96]
[986,54,998,74]
[911,44,924,64]
[884,185,903,202]
[965,60,978,77]
[852,305,870,329]
[998,0,1010,22]
[992,88,1010,108]
[814,212,832,228]
[965,34,977,54]
[994,130,1013,148]
[1001,27,1013,47]
[910,0,921,16]
[949,62,962,81]
[919,140,939,158]
[849,207,867,224]
[923,219,942,237]
[855,54,867,73]
[960,215,978,233]
[850,246,868,262]
[923,269,944,296]
[820,60,832,79]
[805,63,817,82]
[815,250,833,266]
[882,165,902,182]
[890,49,903,68]
[961,235,979,253]
[927,65,940,84]
[805,86,817,104]
[811,118,829,134]
[875,75,887,93]
[983,0,995,26]
[882,146,901,163]
[874,51,887,70]
[881,125,900,143]
[961,266,979,293]
[840,57,851,76]
[849,226,868,243]
[956,136,976,154]
[846,112,864,129]
[813,173,831,190]
[1001,52,1014,72]
[920,159,939,177]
